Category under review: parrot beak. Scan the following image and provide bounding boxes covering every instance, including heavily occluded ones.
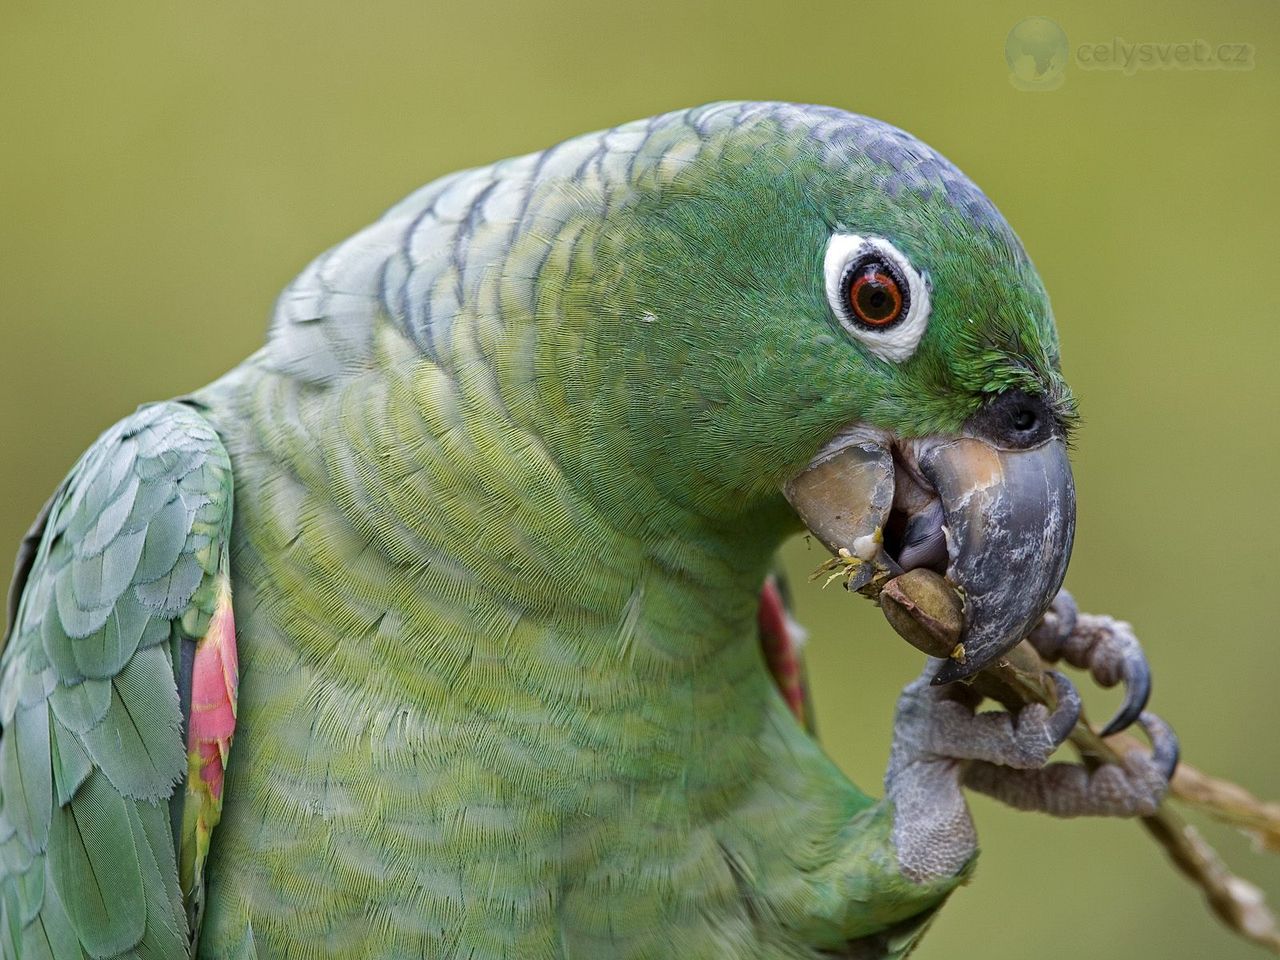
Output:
[916,434,1074,684]
[784,393,1075,686]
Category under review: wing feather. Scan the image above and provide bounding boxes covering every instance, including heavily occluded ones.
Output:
[0,402,236,957]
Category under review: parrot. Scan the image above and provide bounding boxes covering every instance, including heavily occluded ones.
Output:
[0,101,1178,959]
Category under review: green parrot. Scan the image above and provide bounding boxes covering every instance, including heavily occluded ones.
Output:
[0,101,1178,959]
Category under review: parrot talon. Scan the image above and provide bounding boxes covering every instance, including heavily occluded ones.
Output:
[1029,590,1152,737]
[1028,589,1078,657]
[895,660,1080,774]
[1099,654,1151,737]
[1043,671,1082,745]
[960,709,1177,819]
[894,660,1177,834]
[1136,711,1180,781]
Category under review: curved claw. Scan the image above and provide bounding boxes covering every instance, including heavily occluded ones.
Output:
[1045,671,1082,745]
[1100,653,1151,737]
[1136,712,1180,781]
[1029,594,1153,738]
[1030,590,1078,652]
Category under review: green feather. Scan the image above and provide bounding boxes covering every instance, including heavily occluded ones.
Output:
[47,681,109,737]
[38,610,80,688]
[51,577,112,643]
[72,594,150,682]
[133,496,189,586]
[49,721,91,807]
[125,803,187,960]
[35,873,89,960]
[46,771,144,957]
[124,475,175,534]
[0,704,51,855]
[2,883,21,958]
[80,647,183,802]
[68,526,146,619]
[77,478,137,559]
[14,855,43,925]
[133,555,203,619]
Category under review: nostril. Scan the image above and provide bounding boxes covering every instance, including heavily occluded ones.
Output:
[969,389,1054,448]
[1011,407,1038,433]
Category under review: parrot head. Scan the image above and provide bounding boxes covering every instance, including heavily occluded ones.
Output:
[541,103,1077,682]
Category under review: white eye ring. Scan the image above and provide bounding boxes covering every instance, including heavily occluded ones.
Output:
[823,233,931,363]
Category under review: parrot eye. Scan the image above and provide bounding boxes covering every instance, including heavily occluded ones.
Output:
[824,234,932,362]
[845,260,906,328]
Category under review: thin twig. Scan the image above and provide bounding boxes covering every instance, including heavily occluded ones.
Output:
[1162,761,1280,855]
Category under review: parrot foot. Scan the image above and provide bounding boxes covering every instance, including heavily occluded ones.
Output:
[885,663,1178,882]
[893,665,1082,771]
[884,662,1081,881]
[1029,590,1152,736]
[962,711,1179,817]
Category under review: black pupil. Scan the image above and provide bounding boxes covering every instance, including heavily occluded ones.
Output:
[1012,409,1037,431]
[857,274,895,319]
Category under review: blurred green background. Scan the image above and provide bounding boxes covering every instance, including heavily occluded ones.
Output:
[2,2,1276,957]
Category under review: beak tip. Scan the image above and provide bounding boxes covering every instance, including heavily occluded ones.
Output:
[930,655,981,685]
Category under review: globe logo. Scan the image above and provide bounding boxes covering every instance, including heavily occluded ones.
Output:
[1006,17,1069,90]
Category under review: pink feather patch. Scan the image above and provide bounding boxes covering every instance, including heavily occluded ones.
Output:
[187,577,238,802]
[758,576,807,724]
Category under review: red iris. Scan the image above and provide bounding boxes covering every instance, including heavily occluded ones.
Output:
[847,266,904,327]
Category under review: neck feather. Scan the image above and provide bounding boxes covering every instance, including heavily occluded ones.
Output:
[204,322,787,719]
